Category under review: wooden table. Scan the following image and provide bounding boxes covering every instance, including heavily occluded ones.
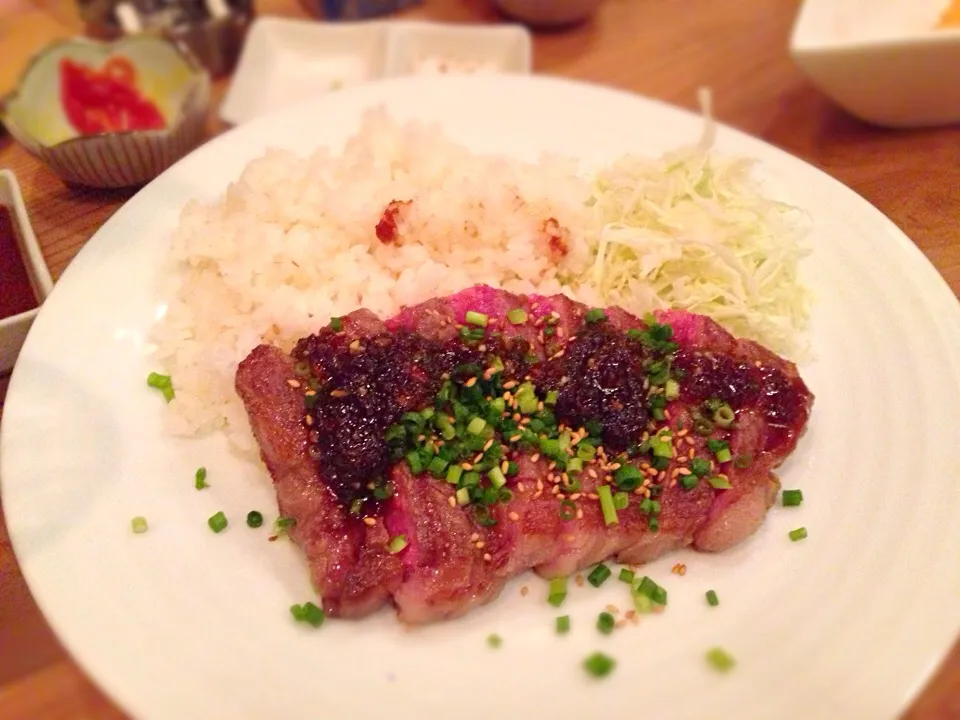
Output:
[1,0,959,718]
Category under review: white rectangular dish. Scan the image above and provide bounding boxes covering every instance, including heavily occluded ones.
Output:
[790,0,960,128]
[220,17,532,125]
[0,169,54,374]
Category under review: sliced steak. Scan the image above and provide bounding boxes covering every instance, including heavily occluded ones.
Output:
[235,284,813,623]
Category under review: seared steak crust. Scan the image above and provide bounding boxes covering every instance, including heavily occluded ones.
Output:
[235,285,813,623]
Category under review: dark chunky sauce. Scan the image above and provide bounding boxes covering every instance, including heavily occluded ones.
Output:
[292,328,535,505]
[292,311,805,505]
[533,323,652,452]
[674,350,805,426]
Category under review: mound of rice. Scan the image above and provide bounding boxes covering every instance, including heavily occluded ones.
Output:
[153,107,809,455]
[154,110,600,453]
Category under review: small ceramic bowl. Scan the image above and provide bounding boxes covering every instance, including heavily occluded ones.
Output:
[1,35,210,189]
[0,170,54,374]
[790,0,960,128]
[494,0,604,27]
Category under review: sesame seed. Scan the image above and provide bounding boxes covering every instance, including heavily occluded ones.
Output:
[551,485,560,495]
[688,448,696,459]
[658,471,666,482]
[625,610,636,620]
[483,553,492,562]
[588,468,598,479]
[550,350,565,360]
[537,401,544,412]
[575,574,585,587]
[349,339,361,351]
[569,492,581,501]
[615,620,628,629]
[576,508,584,519]
[476,541,486,549]
[509,434,521,442]
[363,517,376,526]
[548,461,557,471]
[606,604,620,614]
[537,479,544,491]
[470,533,480,542]
[533,491,542,499]
[513,413,523,422]
[501,460,509,473]
[503,381,517,390]
[678,428,689,437]
[287,379,301,388]
[672,563,687,576]
[447,496,456,508]
[483,439,494,452]
[686,436,696,447]
[531,453,540,463]
[520,585,529,596]
[330,389,348,398]
[678,467,692,476]
[464,377,477,388]
[517,482,526,492]
[509,512,520,521]
[304,415,314,426]
[548,473,556,483]
[608,462,621,470]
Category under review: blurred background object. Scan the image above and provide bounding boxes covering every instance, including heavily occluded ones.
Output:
[76,0,254,76]
[790,0,960,128]
[300,0,422,20]
[493,0,603,27]
[2,35,210,187]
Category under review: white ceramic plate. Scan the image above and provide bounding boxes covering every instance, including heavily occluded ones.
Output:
[3,75,960,720]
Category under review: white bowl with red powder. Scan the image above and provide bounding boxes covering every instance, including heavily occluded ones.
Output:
[0,170,53,374]
[0,35,210,189]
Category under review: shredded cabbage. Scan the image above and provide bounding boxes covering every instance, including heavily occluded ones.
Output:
[581,89,812,359]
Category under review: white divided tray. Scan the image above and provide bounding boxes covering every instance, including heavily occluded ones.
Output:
[220,17,533,125]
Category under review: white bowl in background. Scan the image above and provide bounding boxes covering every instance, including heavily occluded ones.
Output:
[220,17,532,126]
[790,0,960,128]
[0,170,54,374]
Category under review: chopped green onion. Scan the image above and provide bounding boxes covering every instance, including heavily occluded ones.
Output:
[446,465,463,485]
[246,511,263,528]
[707,438,729,454]
[782,489,803,507]
[633,592,654,614]
[131,516,148,534]
[734,453,754,469]
[613,464,642,490]
[619,568,635,584]
[649,434,674,459]
[488,467,507,489]
[456,487,471,506]
[583,652,616,678]
[194,466,209,490]
[713,405,735,428]
[566,457,584,474]
[715,448,732,464]
[275,516,296,532]
[664,378,680,400]
[707,476,732,489]
[679,474,698,490]
[486,633,502,648]
[207,511,228,533]
[505,461,519,477]
[558,499,577,521]
[290,601,325,628]
[789,527,808,542]
[461,471,480,487]
[648,516,660,532]
[427,456,449,477]
[507,308,528,324]
[388,535,408,553]
[706,590,719,607]
[596,611,615,635]
[556,615,571,634]
[585,308,607,324]
[597,485,618,525]
[545,390,558,406]
[330,316,343,332]
[587,564,611,588]
[516,382,539,414]
[693,416,715,436]
[577,442,597,461]
[689,457,711,476]
[635,576,667,606]
[467,416,487,435]
[612,491,629,511]
[547,576,568,607]
[147,372,175,402]
[490,397,506,414]
[706,647,736,673]
[406,451,424,475]
[465,310,488,327]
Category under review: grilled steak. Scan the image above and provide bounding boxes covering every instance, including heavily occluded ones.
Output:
[235,285,813,623]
